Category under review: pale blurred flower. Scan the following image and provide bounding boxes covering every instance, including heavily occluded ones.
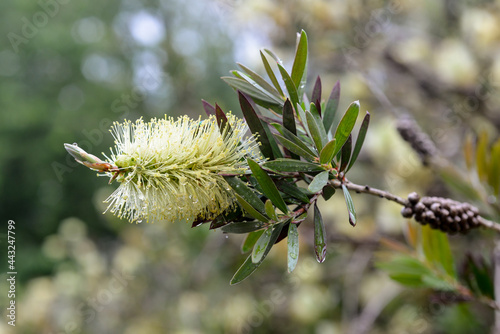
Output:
[93,114,261,223]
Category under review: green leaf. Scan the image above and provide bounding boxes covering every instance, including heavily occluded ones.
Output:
[489,139,500,196]
[308,170,329,193]
[283,98,297,135]
[221,221,267,234]
[376,255,438,288]
[241,230,264,253]
[260,50,285,97]
[339,134,352,173]
[342,184,357,226]
[234,193,270,223]
[347,112,370,172]
[291,30,308,91]
[333,101,359,157]
[306,109,327,153]
[223,76,283,106]
[232,70,284,105]
[252,226,273,263]
[323,81,340,133]
[248,159,289,214]
[239,91,275,160]
[251,222,284,264]
[237,63,283,101]
[463,254,494,298]
[278,64,299,108]
[276,181,311,203]
[476,131,489,182]
[313,203,327,263]
[319,139,337,165]
[421,225,456,278]
[265,199,278,221]
[274,134,317,161]
[263,48,282,63]
[287,223,299,272]
[231,254,261,285]
[263,158,324,173]
[209,205,244,230]
[322,185,336,201]
[224,176,266,215]
[282,99,299,159]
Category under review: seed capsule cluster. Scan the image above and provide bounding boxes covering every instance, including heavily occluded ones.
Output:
[401,192,481,234]
[396,117,437,166]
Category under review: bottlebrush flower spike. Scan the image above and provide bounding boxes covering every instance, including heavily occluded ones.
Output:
[65,114,262,223]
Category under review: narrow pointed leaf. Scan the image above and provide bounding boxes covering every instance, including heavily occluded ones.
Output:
[276,181,311,203]
[234,193,269,223]
[463,133,475,171]
[488,139,500,195]
[306,110,326,153]
[339,134,352,173]
[283,98,297,135]
[221,221,267,234]
[333,101,359,157]
[248,159,288,213]
[342,184,357,226]
[476,131,489,182]
[215,104,229,134]
[287,223,299,272]
[320,139,337,165]
[308,171,329,193]
[231,223,284,284]
[263,158,324,173]
[231,254,261,285]
[232,70,284,105]
[313,203,327,263]
[209,205,244,230]
[291,30,308,90]
[278,64,299,108]
[239,92,275,159]
[311,76,322,114]
[296,103,308,132]
[202,99,216,116]
[322,185,336,201]
[274,134,316,161]
[265,199,278,221]
[223,77,283,106]
[237,63,283,100]
[282,99,299,159]
[323,81,340,133]
[263,48,283,64]
[252,227,273,263]
[260,50,285,97]
[421,225,456,278]
[224,176,266,215]
[252,223,285,264]
[347,112,370,172]
[242,230,264,253]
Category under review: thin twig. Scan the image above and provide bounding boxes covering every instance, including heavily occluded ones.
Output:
[329,179,500,233]
[479,216,500,233]
[330,179,408,206]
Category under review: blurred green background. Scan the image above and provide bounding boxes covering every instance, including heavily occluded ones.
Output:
[1,0,500,333]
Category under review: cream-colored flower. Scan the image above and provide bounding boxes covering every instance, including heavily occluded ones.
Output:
[100,114,262,223]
